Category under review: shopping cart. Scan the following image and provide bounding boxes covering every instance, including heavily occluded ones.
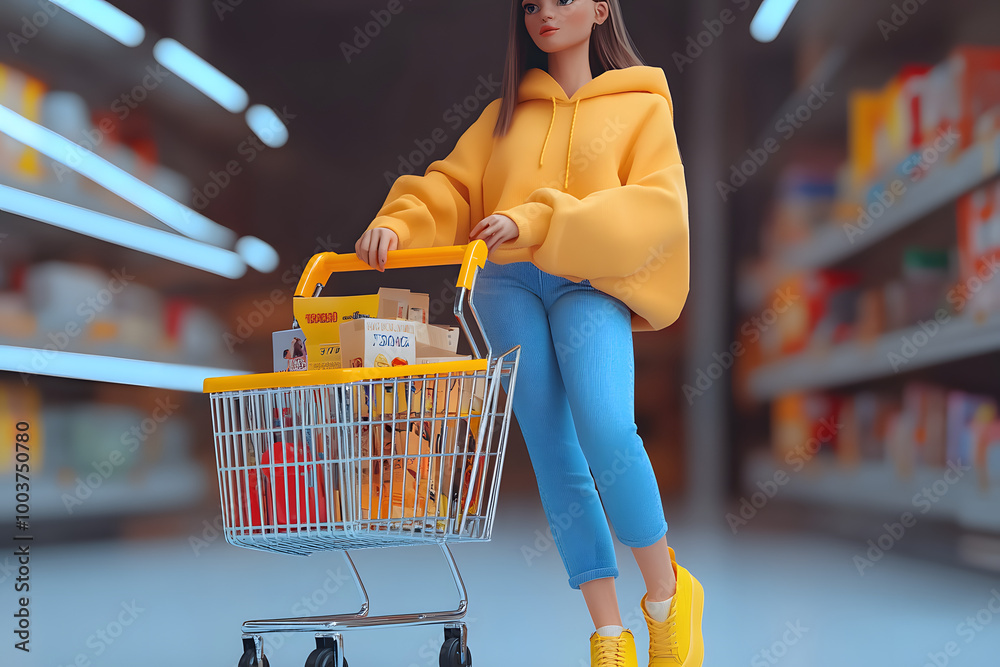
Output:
[203,241,520,667]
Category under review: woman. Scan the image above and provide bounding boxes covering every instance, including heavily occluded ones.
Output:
[355,1,703,665]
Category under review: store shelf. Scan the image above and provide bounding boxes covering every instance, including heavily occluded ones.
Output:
[744,450,1000,532]
[1,461,208,522]
[749,310,1000,399]
[0,332,241,370]
[0,172,166,232]
[738,134,1000,312]
[778,134,1000,272]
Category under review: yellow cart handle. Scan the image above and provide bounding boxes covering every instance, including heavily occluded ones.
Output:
[294,240,488,298]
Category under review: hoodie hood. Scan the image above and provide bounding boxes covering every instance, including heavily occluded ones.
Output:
[517,66,673,188]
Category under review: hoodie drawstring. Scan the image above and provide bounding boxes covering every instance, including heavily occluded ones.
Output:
[539,96,580,190]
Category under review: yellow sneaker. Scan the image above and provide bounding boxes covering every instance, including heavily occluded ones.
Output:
[590,628,638,667]
[641,547,704,666]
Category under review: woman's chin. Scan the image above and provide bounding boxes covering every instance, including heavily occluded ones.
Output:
[530,37,564,54]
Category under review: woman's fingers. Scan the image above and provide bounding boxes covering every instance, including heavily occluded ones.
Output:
[356,230,371,265]
[377,229,397,271]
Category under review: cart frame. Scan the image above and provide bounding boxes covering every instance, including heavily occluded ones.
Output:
[203,242,520,667]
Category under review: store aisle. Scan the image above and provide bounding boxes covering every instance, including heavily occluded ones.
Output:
[8,499,999,667]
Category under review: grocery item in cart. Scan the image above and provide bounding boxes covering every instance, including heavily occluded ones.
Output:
[339,317,416,369]
[260,441,329,530]
[293,294,379,370]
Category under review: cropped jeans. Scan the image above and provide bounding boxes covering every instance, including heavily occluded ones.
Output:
[471,260,668,590]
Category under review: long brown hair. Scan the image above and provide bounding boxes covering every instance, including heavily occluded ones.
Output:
[493,0,645,137]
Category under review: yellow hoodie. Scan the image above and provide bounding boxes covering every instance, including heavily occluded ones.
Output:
[367,65,689,331]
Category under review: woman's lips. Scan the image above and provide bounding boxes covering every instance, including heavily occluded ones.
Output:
[540,26,559,36]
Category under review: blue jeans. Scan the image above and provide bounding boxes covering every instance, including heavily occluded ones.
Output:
[471,260,668,589]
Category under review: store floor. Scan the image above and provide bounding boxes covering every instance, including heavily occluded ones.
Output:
[9,498,1000,667]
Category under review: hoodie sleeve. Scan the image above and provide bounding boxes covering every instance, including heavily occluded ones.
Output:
[497,95,688,280]
[366,100,500,249]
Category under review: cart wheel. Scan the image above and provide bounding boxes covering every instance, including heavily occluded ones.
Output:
[237,649,269,667]
[305,647,348,667]
[439,637,472,667]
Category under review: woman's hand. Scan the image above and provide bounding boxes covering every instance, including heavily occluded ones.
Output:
[355,227,398,272]
[470,214,519,254]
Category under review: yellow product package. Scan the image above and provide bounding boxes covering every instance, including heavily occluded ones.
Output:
[293,295,379,370]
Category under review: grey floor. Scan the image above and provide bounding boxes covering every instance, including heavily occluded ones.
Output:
[5,497,1000,667]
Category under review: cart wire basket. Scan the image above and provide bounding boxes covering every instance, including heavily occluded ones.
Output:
[203,241,520,667]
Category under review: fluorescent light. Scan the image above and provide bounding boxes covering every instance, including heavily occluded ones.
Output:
[246,105,289,148]
[0,346,247,393]
[750,0,800,43]
[153,38,249,113]
[0,103,235,247]
[0,184,247,279]
[235,235,280,273]
[49,0,145,47]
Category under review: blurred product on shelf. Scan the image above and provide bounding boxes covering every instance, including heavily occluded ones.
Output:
[901,247,953,324]
[0,260,231,365]
[847,46,1000,191]
[164,298,230,364]
[760,269,859,358]
[957,179,1000,317]
[0,64,190,204]
[947,391,997,468]
[837,390,897,466]
[889,383,948,476]
[847,64,931,189]
[0,383,44,474]
[0,63,46,180]
[771,383,1000,487]
[1,381,201,521]
[749,246,965,366]
[770,392,843,466]
[760,164,839,254]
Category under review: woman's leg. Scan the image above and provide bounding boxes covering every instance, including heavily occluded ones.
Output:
[545,284,676,598]
[472,262,622,626]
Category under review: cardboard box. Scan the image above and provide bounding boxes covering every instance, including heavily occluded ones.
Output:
[339,318,417,369]
[377,288,411,320]
[294,295,380,370]
[272,328,308,372]
[407,292,430,324]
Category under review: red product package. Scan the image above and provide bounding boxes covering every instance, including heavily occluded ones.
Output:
[259,442,329,530]
[230,468,265,533]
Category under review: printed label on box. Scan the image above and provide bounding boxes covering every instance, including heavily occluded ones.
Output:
[294,295,379,370]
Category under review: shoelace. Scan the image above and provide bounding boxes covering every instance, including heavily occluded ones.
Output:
[594,634,628,667]
[648,604,682,660]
